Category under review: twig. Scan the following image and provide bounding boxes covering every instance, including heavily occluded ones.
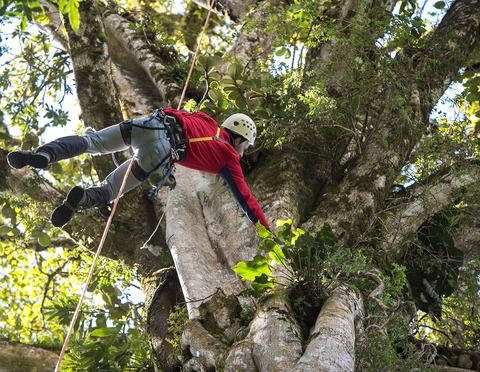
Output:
[359,269,391,313]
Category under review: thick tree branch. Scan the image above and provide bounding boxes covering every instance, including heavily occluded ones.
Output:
[293,286,364,371]
[65,0,123,132]
[192,0,257,23]
[103,13,180,107]
[413,0,480,118]
[452,203,480,262]
[225,291,303,371]
[143,267,184,371]
[304,0,480,243]
[226,0,289,70]
[0,340,58,372]
[62,0,124,184]
[380,160,480,256]
[37,0,68,49]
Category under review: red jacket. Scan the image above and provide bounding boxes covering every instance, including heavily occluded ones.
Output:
[163,108,269,229]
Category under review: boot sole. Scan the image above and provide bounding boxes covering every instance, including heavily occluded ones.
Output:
[51,186,85,227]
[7,151,49,169]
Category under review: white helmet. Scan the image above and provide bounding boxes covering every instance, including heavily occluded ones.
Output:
[221,113,257,145]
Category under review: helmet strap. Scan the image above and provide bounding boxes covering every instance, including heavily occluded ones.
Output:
[225,128,247,145]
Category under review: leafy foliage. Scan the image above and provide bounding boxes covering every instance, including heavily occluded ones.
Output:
[416,259,480,351]
[0,0,80,31]
[165,304,188,365]
[1,0,479,369]
[358,313,428,372]
[233,220,429,368]
[233,220,371,297]
[0,193,151,369]
[61,326,152,371]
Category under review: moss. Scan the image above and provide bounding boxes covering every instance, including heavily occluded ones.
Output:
[97,32,108,42]
[165,304,189,365]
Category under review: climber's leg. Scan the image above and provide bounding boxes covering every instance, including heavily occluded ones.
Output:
[7,121,132,169]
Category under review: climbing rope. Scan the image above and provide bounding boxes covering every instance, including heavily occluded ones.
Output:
[54,158,135,372]
[177,0,215,110]
[54,1,215,370]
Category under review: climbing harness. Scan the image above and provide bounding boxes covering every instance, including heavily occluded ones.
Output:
[112,106,228,203]
[54,1,217,371]
[143,107,229,201]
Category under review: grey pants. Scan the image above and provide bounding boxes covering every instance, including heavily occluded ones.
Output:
[85,116,171,203]
[39,115,171,208]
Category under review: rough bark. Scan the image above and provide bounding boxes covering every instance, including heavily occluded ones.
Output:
[293,286,363,371]
[381,161,480,256]
[37,0,68,49]
[451,196,480,262]
[143,268,184,371]
[181,286,364,372]
[414,0,480,116]
[226,0,289,70]
[103,13,180,107]
[65,0,123,132]
[193,0,257,23]
[225,291,303,371]
[165,169,245,317]
[0,340,58,372]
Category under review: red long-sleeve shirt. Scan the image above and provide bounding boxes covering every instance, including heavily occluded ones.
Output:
[163,108,269,229]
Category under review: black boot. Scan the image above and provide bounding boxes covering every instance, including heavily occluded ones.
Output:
[51,185,112,227]
[7,151,50,169]
[51,186,85,227]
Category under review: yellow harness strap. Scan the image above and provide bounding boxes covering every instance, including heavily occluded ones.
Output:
[188,127,224,143]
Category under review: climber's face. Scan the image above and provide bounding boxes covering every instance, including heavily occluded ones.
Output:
[234,138,251,158]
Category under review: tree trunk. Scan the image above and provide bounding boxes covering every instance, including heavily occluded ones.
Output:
[2,0,480,370]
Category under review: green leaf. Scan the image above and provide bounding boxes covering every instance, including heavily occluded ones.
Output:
[2,204,16,220]
[433,1,445,9]
[251,273,275,292]
[228,90,243,103]
[219,99,229,110]
[221,76,236,88]
[20,15,27,31]
[227,62,243,80]
[37,232,51,247]
[259,237,276,253]
[256,222,271,238]
[0,225,12,236]
[276,47,286,56]
[208,88,223,102]
[276,218,293,228]
[318,224,337,246]
[198,55,223,71]
[268,244,286,265]
[68,6,80,31]
[232,255,271,281]
[90,326,120,338]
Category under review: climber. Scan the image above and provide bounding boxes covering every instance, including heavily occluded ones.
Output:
[7,108,269,229]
